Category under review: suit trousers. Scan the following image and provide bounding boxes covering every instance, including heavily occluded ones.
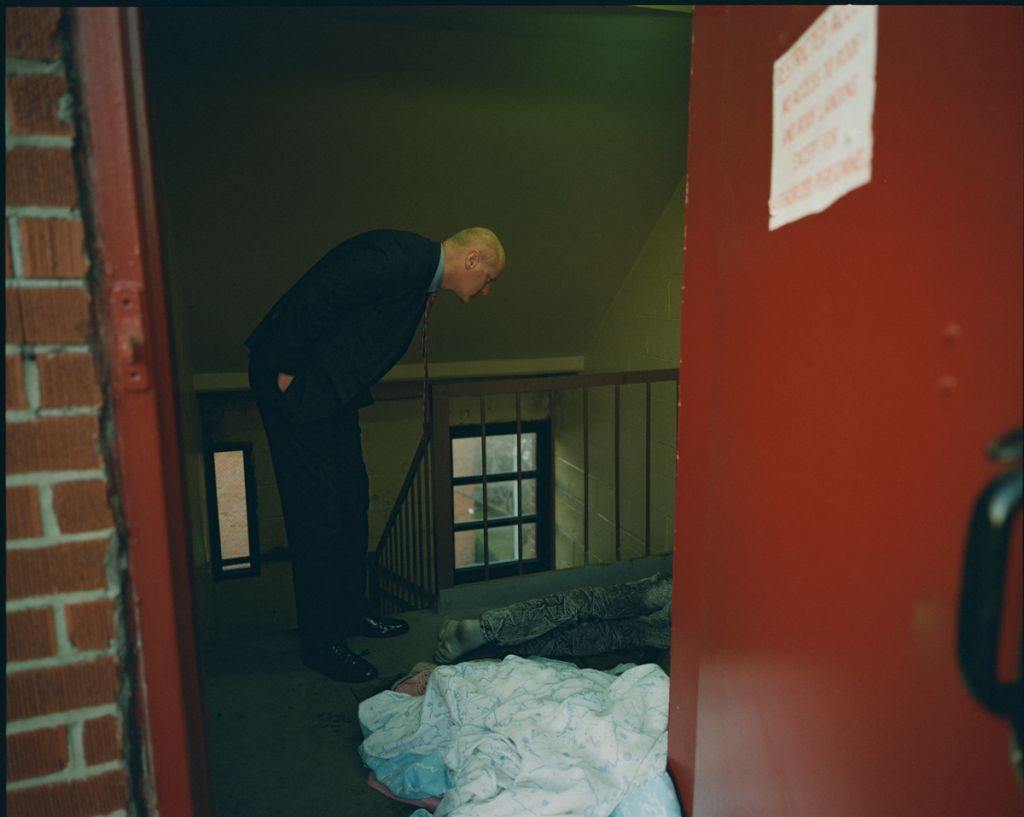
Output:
[248,356,369,650]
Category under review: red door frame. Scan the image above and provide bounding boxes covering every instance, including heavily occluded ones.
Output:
[74,9,209,816]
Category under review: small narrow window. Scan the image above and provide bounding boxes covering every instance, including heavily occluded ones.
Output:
[205,443,260,579]
[451,421,552,583]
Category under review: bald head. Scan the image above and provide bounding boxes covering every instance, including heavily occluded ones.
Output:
[441,227,505,304]
[444,227,505,270]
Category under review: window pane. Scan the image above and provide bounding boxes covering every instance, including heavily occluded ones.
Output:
[453,479,536,523]
[453,482,512,522]
[213,450,251,561]
[517,433,538,471]
[453,432,537,477]
[454,529,481,568]
[522,479,537,515]
[485,433,537,474]
[486,526,517,564]
[452,437,482,477]
[454,522,538,568]
[484,435,516,474]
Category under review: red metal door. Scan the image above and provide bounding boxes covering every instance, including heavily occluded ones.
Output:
[669,7,1022,816]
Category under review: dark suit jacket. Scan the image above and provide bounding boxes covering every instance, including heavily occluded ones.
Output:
[246,229,440,422]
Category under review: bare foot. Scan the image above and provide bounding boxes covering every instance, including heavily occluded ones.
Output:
[433,619,486,663]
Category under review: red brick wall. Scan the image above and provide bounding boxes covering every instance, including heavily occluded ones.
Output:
[5,9,131,816]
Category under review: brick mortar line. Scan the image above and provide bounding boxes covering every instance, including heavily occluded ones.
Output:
[7,471,111,487]
[5,57,65,76]
[5,134,75,149]
[5,469,108,486]
[7,407,104,421]
[5,759,126,793]
[5,277,89,289]
[6,588,115,612]
[6,645,121,675]
[5,703,122,735]
[68,719,86,779]
[5,470,109,489]
[7,214,27,278]
[24,354,42,411]
[5,527,118,550]
[37,480,59,539]
[52,591,74,653]
[6,343,93,354]
[5,205,82,220]
[21,589,121,665]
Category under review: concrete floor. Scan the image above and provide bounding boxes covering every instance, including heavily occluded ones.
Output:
[201,605,669,817]
[201,606,465,817]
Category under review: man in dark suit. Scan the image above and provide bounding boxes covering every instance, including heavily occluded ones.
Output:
[246,227,505,682]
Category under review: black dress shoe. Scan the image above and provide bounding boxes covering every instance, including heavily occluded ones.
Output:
[357,615,410,639]
[301,643,378,683]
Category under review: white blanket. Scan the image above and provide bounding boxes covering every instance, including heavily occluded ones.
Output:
[358,655,670,817]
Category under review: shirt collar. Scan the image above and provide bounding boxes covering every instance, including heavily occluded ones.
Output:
[429,243,444,293]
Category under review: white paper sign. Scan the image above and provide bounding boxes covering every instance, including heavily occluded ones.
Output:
[769,5,878,231]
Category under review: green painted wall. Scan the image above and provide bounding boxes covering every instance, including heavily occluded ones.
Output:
[150,6,693,640]
[187,165,689,645]
[142,6,691,374]
[584,176,686,374]
[553,178,686,567]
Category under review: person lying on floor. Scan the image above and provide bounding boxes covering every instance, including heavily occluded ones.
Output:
[433,571,671,663]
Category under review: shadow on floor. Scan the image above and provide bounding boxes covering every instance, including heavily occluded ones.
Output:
[201,607,669,817]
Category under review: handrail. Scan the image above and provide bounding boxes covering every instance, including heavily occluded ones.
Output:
[372,366,681,613]
[374,430,431,554]
[433,368,677,398]
[371,428,435,615]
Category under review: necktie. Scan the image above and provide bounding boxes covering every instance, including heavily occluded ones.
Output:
[421,293,437,432]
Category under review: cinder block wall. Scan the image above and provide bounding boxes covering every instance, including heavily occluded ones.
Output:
[554,177,686,567]
[6,9,133,816]
[551,382,678,568]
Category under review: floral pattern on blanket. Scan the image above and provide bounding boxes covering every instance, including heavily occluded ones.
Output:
[358,655,673,817]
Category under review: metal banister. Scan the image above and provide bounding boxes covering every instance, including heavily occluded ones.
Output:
[370,368,679,614]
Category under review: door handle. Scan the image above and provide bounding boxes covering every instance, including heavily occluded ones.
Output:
[957,427,1023,769]
[988,426,1024,464]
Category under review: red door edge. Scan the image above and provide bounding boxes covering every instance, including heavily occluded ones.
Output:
[667,8,728,814]
[73,8,210,816]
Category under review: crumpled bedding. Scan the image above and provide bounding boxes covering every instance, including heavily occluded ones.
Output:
[358,655,681,817]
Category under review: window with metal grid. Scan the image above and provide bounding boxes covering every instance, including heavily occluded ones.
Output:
[451,420,552,582]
